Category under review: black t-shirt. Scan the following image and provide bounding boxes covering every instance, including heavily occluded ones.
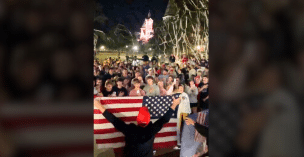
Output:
[114,86,129,96]
[103,73,113,82]
[200,87,209,100]
[198,82,204,88]
[169,56,175,63]
[102,89,115,97]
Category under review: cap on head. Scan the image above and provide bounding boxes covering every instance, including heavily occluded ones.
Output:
[136,107,150,127]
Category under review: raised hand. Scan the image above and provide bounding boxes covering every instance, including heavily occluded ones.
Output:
[94,99,106,113]
[171,97,181,110]
[185,117,195,125]
[119,92,124,96]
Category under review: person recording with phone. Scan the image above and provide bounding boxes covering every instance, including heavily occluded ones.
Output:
[186,80,199,113]
[129,78,146,96]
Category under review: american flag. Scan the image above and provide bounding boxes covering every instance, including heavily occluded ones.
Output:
[0,103,93,157]
[94,95,180,150]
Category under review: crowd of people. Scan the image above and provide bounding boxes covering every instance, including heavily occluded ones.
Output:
[94,54,209,112]
[94,53,209,156]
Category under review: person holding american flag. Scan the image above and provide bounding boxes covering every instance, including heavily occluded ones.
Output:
[94,96,181,157]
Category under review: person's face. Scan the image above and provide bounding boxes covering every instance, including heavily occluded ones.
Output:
[106,84,113,91]
[138,76,143,82]
[197,72,202,76]
[109,69,113,74]
[178,86,184,93]
[190,81,194,86]
[134,83,140,89]
[147,79,153,86]
[168,77,173,82]
[123,79,129,85]
[158,81,164,87]
[195,78,201,84]
[176,78,180,84]
[149,70,153,75]
[117,81,123,87]
[163,70,167,75]
[203,77,208,84]
[135,72,140,78]
[96,79,101,86]
[123,70,128,76]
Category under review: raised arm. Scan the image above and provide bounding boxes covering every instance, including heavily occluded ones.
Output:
[151,97,181,135]
[185,117,208,137]
[155,85,160,96]
[94,99,129,135]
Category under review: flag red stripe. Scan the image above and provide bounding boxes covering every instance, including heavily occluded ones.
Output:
[94,128,117,134]
[94,108,140,114]
[96,137,124,143]
[94,116,137,124]
[162,123,177,127]
[153,141,177,149]
[95,132,177,144]
[155,131,177,137]
[99,99,143,104]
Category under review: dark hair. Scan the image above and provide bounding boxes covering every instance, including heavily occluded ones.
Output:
[203,75,208,78]
[178,84,185,88]
[117,77,124,82]
[132,78,140,84]
[146,76,154,81]
[163,69,168,72]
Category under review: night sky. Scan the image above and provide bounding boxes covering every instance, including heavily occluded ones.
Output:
[96,0,169,33]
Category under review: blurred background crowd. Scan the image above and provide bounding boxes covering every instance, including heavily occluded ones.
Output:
[0,0,304,156]
[93,55,209,112]
[209,0,304,156]
[0,0,93,156]
[0,0,93,103]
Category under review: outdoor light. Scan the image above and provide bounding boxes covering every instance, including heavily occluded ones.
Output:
[126,45,128,48]
[133,46,138,50]
[149,48,152,51]
[197,46,201,50]
[101,46,105,49]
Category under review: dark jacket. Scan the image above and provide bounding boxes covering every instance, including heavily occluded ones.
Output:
[102,108,175,157]
[169,56,175,63]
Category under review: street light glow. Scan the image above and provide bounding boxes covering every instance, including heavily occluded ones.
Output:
[197,46,201,50]
[100,46,105,50]
[126,45,128,48]
[149,48,152,51]
[133,46,138,50]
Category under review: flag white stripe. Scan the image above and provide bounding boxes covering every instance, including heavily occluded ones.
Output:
[95,97,143,100]
[94,127,177,139]
[97,142,125,149]
[94,119,178,130]
[94,103,142,109]
[96,136,177,149]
